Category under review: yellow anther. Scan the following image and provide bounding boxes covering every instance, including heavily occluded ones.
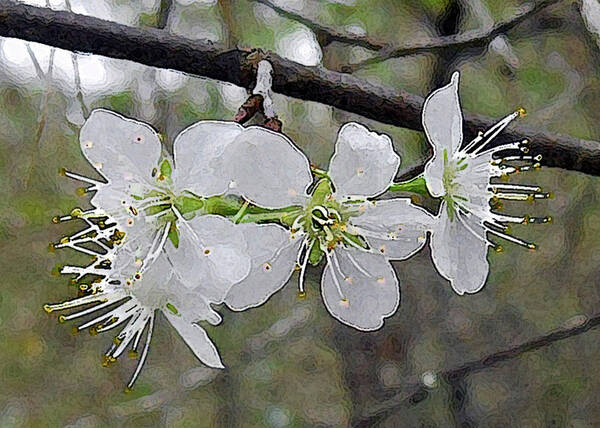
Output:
[58,315,66,324]
[43,304,53,313]
[58,167,67,176]
[60,237,70,244]
[522,215,530,225]
[157,174,165,181]
[546,216,553,223]
[71,326,79,335]
[48,243,55,253]
[294,264,301,271]
[70,208,83,218]
[51,216,60,224]
[89,326,98,336]
[113,337,122,346]
[297,291,307,299]
[134,273,141,280]
[495,245,504,253]
[76,187,87,196]
[528,243,537,251]
[128,350,138,359]
[517,107,527,117]
[204,249,211,255]
[79,284,89,291]
[124,387,132,394]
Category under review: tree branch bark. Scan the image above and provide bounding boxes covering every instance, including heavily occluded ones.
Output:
[355,313,600,426]
[0,0,598,178]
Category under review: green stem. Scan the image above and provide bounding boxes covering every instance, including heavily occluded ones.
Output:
[232,200,250,224]
[311,165,329,179]
[388,175,429,196]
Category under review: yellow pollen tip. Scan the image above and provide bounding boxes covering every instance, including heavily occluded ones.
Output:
[71,326,79,335]
[294,264,301,271]
[79,284,89,291]
[89,327,98,336]
[76,187,87,196]
[43,304,53,313]
[158,174,165,181]
[48,243,55,253]
[51,216,60,224]
[528,243,537,251]
[128,350,138,359]
[297,291,307,299]
[70,208,83,218]
[204,249,210,255]
[60,237,70,244]
[517,107,527,117]
[58,315,66,324]
[124,387,132,394]
[58,167,67,176]
[113,337,122,346]
[546,216,553,223]
[495,245,504,253]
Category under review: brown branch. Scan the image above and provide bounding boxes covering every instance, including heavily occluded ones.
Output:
[0,0,598,177]
[355,313,600,426]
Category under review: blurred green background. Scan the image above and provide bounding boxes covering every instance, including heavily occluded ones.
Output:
[1,0,600,426]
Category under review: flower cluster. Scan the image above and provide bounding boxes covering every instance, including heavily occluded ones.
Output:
[47,72,550,387]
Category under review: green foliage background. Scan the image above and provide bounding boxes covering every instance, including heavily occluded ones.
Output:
[0,0,599,426]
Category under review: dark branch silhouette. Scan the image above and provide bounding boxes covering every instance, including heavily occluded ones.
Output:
[252,0,387,50]
[256,0,564,71]
[355,313,600,426]
[0,0,598,180]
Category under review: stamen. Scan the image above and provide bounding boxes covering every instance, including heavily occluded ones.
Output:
[485,225,536,250]
[326,251,347,301]
[471,111,520,156]
[126,315,154,389]
[43,291,123,313]
[297,239,312,294]
[61,169,106,186]
[345,251,372,278]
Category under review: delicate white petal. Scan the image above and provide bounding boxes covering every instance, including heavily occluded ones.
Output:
[80,109,162,184]
[166,215,251,302]
[349,198,434,260]
[321,248,399,331]
[225,224,303,311]
[422,72,463,197]
[430,201,489,295]
[163,310,225,369]
[224,127,312,208]
[172,121,244,196]
[328,122,400,199]
[128,255,174,308]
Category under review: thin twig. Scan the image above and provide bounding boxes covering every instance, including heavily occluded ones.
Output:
[256,0,562,72]
[63,0,89,119]
[355,313,600,426]
[0,0,598,178]
[351,0,563,71]
[251,0,386,50]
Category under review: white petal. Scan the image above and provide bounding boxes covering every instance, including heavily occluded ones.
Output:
[167,215,251,302]
[172,121,244,196]
[349,198,434,260]
[422,72,463,197]
[328,122,400,199]
[128,254,174,308]
[224,127,312,208]
[225,224,303,311]
[430,201,489,295]
[321,248,399,331]
[165,279,223,326]
[80,109,162,184]
[163,310,225,369]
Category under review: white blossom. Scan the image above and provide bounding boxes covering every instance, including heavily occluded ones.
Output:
[422,72,551,295]
[223,122,434,331]
[48,110,278,386]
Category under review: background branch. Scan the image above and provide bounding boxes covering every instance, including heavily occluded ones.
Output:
[0,0,598,178]
[355,312,600,426]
